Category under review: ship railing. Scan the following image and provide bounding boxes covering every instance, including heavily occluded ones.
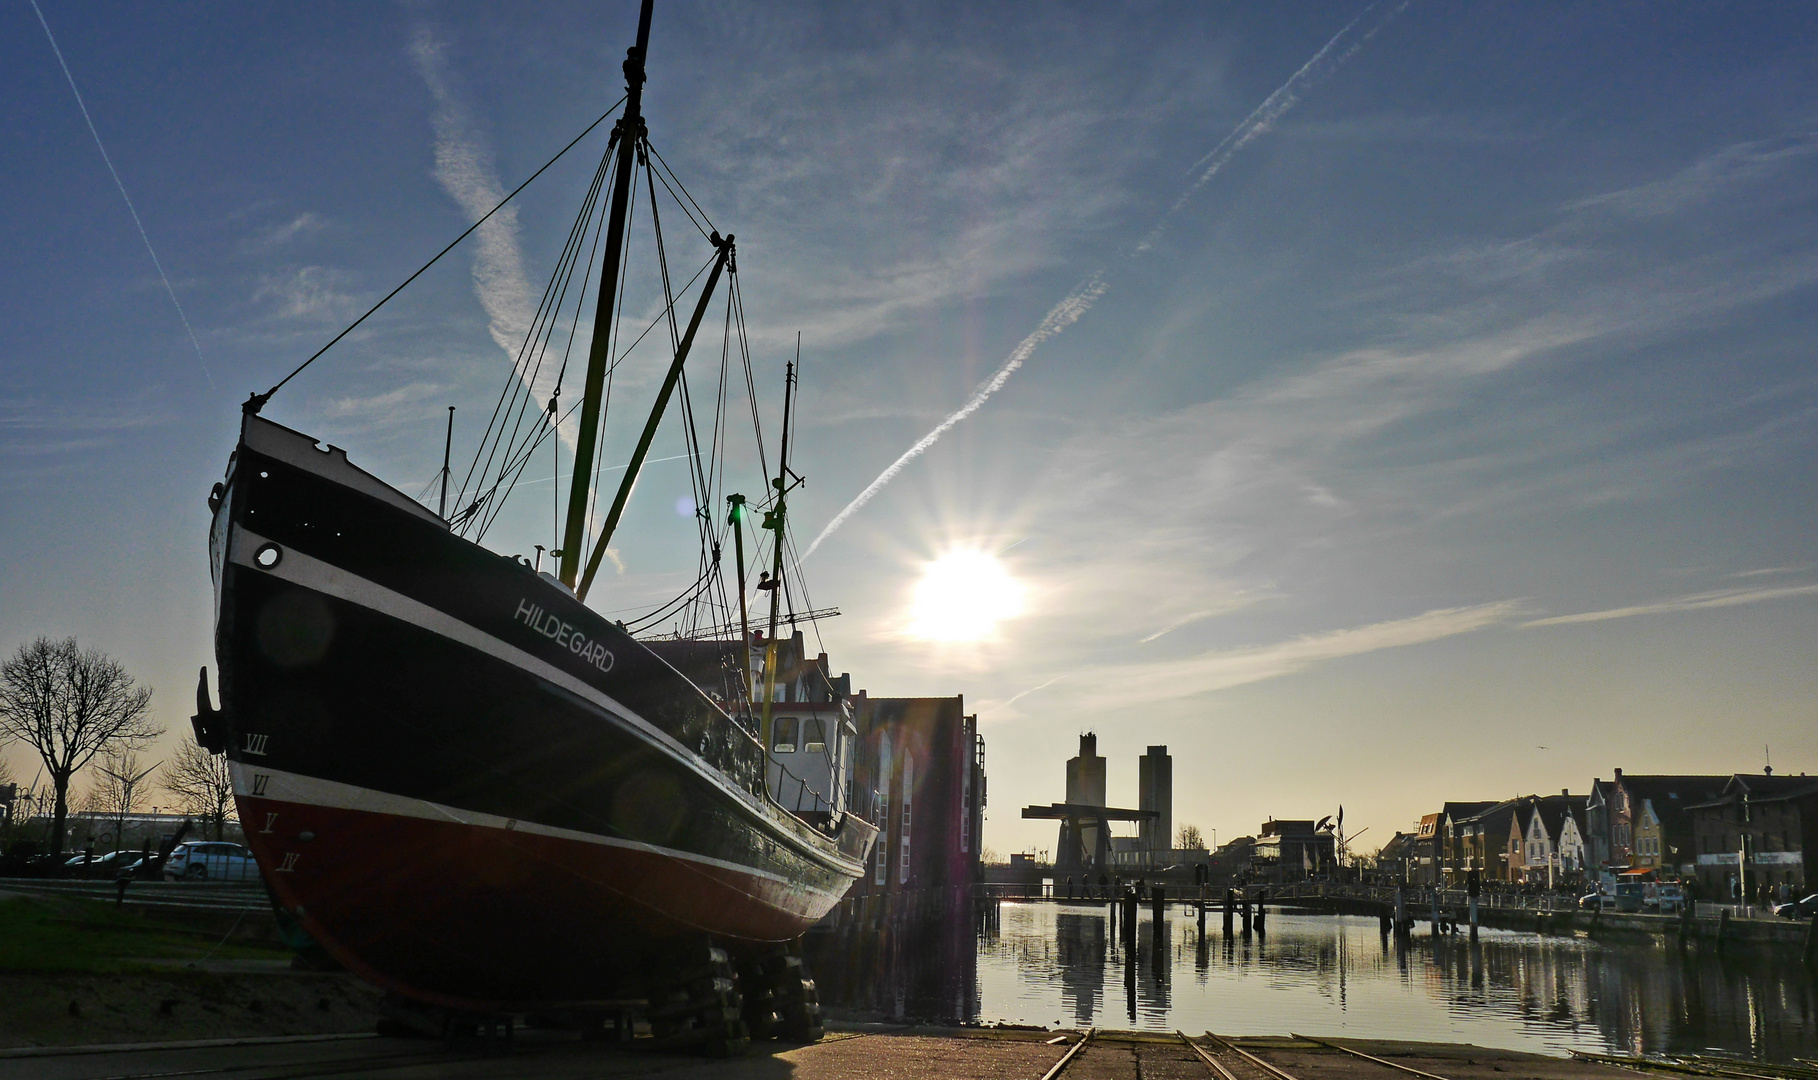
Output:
[764,757,843,835]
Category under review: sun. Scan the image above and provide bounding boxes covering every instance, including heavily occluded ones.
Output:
[906,550,1026,642]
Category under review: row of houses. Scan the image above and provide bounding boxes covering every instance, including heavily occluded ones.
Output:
[1379,768,1816,896]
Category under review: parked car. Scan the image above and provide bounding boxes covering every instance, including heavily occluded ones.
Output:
[163,841,260,881]
[0,840,47,877]
[63,850,140,877]
[1579,889,1615,911]
[1774,894,1818,920]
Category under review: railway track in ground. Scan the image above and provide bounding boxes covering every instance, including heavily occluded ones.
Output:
[1172,1031,1462,1080]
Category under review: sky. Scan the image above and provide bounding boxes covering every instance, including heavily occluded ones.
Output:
[3,1,1816,858]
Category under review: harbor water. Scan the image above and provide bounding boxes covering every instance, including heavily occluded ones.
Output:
[812,900,1818,1061]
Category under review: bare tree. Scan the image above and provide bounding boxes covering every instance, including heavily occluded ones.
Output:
[165,738,235,840]
[1176,823,1207,851]
[0,755,15,836]
[92,751,160,851]
[0,637,161,856]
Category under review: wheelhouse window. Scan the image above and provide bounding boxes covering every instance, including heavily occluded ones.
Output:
[803,717,826,754]
[772,717,798,753]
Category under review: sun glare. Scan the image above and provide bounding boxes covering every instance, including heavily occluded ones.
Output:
[906,550,1026,642]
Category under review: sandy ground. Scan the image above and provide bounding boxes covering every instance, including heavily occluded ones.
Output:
[0,969,383,1049]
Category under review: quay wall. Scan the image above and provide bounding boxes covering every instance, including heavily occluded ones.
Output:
[1269,884,1813,947]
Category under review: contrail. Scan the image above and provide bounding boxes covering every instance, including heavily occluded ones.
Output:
[802,273,1106,558]
[30,0,214,388]
[1136,0,1408,254]
[803,0,1403,558]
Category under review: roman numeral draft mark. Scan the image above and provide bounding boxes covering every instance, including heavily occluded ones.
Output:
[260,812,278,834]
[275,852,300,873]
[251,773,271,796]
[243,733,270,756]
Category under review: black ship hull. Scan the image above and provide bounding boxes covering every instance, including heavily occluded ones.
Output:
[211,416,873,1009]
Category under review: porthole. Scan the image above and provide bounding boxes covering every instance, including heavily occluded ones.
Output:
[253,543,283,570]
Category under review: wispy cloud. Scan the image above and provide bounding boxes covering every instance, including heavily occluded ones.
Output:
[1063,602,1520,709]
[257,212,326,249]
[322,381,448,422]
[1521,585,1818,627]
[253,266,362,321]
[1565,133,1818,220]
[408,25,553,430]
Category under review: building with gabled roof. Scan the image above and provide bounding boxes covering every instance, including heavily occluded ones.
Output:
[1611,771,1729,875]
[1515,792,1589,886]
[1453,799,1522,883]
[1688,771,1818,899]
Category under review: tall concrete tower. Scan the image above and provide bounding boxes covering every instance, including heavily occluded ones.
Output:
[1139,745,1173,851]
[1062,733,1107,866]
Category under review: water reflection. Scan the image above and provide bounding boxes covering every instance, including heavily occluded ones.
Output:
[807,901,1818,1060]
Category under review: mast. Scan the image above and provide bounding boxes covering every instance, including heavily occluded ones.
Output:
[728,493,752,692]
[438,406,454,519]
[757,358,797,756]
[576,235,734,600]
[558,0,654,590]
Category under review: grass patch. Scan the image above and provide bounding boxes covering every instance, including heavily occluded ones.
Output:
[0,894,290,973]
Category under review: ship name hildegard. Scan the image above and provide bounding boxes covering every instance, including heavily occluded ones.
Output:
[514,598,614,672]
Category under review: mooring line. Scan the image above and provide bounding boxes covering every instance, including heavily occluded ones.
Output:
[1040,1027,1095,1080]
[1178,1031,1245,1080]
[1291,1033,1458,1080]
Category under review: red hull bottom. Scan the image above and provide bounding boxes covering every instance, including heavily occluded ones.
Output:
[239,792,829,1010]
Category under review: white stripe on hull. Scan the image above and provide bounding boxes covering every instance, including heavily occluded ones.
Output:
[231,761,843,903]
[227,525,862,879]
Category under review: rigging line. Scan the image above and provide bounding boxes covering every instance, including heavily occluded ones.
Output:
[29,0,215,390]
[646,148,682,352]
[251,94,625,410]
[731,272,769,483]
[623,558,719,629]
[457,138,616,520]
[551,142,618,402]
[476,400,567,539]
[464,394,584,535]
[625,574,716,634]
[643,155,714,599]
[540,153,615,540]
[584,153,644,567]
[478,424,556,540]
[463,178,605,531]
[692,294,737,635]
[646,142,717,239]
[488,229,714,528]
[598,253,716,371]
[465,137,612,489]
[645,150,713,242]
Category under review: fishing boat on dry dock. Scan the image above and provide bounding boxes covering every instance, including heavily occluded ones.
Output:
[191,0,874,1051]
